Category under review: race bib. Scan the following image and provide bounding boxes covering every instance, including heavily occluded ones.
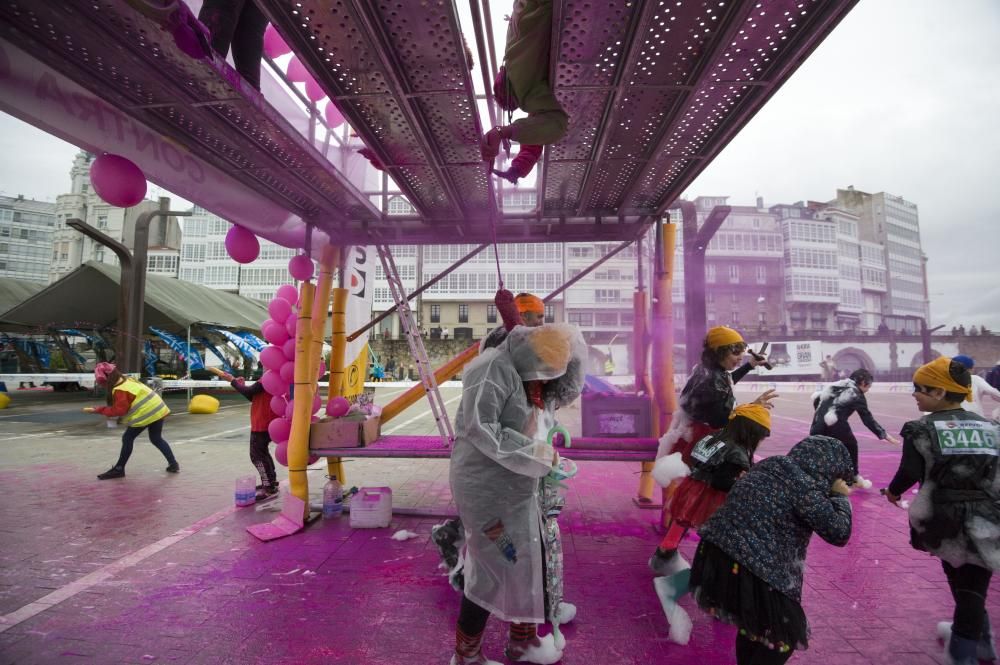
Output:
[934,419,999,456]
[691,435,726,464]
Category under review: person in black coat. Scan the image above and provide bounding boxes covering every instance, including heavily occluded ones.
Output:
[884,357,999,665]
[690,435,854,665]
[811,368,899,487]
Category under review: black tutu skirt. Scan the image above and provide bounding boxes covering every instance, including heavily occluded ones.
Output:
[690,540,809,651]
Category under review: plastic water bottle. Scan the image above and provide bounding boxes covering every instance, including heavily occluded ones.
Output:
[323,476,343,518]
[235,476,256,507]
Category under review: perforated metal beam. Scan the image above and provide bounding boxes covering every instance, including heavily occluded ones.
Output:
[258,0,491,223]
[546,0,859,218]
[0,0,379,229]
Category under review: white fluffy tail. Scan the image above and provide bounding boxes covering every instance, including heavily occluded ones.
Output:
[653,452,690,488]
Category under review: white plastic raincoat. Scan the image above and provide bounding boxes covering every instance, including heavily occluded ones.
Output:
[450,324,584,623]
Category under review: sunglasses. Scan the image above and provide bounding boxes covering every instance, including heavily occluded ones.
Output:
[912,384,934,395]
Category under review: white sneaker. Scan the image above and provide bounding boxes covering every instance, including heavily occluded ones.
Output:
[854,474,873,489]
[505,633,564,664]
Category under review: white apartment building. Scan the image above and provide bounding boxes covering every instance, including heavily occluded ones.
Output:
[833,187,929,331]
[50,152,182,283]
[178,205,297,301]
[0,195,55,284]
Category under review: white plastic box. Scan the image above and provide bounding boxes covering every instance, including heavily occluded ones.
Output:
[349,487,392,528]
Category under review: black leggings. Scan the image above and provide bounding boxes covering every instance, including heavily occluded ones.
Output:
[736,632,794,665]
[115,419,176,469]
[458,594,491,636]
[197,0,268,89]
[250,431,276,485]
[823,422,859,477]
[942,560,992,640]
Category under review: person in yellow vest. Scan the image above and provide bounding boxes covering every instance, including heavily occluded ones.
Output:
[83,362,177,480]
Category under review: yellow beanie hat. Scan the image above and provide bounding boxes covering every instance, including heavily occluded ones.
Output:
[705,326,744,349]
[730,403,771,431]
[913,356,973,402]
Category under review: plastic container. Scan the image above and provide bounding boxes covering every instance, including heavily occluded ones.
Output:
[235,475,256,507]
[322,476,344,518]
[349,487,392,528]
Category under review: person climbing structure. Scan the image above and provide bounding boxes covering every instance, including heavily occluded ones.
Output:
[482,0,568,184]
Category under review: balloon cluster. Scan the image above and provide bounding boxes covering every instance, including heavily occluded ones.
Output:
[258,282,326,467]
[266,24,345,130]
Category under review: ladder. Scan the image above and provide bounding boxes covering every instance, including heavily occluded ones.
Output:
[375,245,455,445]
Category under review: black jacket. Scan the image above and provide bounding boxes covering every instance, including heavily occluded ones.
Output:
[688,434,753,492]
[888,409,1000,570]
[810,379,886,440]
[680,362,753,428]
[699,436,853,602]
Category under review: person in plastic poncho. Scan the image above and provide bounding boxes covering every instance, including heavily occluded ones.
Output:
[885,357,999,665]
[449,324,584,665]
[434,293,548,591]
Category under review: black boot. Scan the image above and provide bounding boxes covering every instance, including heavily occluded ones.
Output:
[948,633,979,665]
[98,466,125,480]
[165,462,180,473]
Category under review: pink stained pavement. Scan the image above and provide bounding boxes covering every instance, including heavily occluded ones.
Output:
[0,453,997,663]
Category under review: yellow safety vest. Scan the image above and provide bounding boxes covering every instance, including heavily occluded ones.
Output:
[113,380,170,428]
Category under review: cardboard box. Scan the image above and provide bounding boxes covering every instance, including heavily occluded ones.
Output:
[309,414,381,449]
[580,393,652,438]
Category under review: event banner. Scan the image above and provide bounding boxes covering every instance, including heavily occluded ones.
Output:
[749,340,822,377]
[342,246,375,398]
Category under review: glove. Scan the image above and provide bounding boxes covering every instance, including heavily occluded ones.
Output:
[481,126,512,163]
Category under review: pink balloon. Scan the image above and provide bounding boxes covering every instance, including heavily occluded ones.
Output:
[279,360,295,383]
[268,417,292,443]
[259,345,285,371]
[274,442,289,466]
[305,76,325,102]
[263,321,289,346]
[268,297,292,323]
[225,225,260,264]
[285,315,298,338]
[307,453,320,465]
[326,396,350,418]
[286,57,309,83]
[324,103,344,129]
[288,254,314,281]
[311,394,322,415]
[269,395,286,416]
[285,399,295,419]
[275,284,298,306]
[263,24,291,59]
[90,154,147,208]
[282,337,296,360]
[261,370,288,396]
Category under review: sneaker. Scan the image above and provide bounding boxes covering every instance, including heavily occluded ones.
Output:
[97,467,125,480]
[853,474,872,489]
[256,484,279,500]
[165,462,180,473]
[432,519,465,571]
[938,621,998,662]
[504,634,563,664]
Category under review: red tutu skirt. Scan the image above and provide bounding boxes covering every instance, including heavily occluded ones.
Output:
[667,476,727,527]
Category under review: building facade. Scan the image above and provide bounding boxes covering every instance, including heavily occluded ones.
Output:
[0,195,55,284]
[178,205,298,301]
[833,187,929,331]
[50,152,182,283]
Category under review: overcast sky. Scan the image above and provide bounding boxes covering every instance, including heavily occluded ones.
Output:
[2,0,998,329]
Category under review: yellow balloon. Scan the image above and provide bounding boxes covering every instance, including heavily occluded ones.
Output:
[188,394,220,415]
